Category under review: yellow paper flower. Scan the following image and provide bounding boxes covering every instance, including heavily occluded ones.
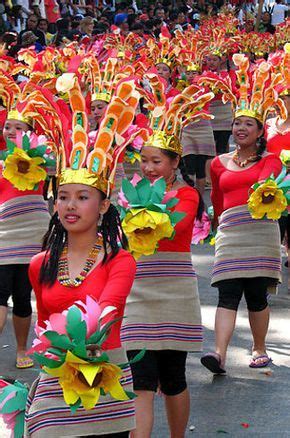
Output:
[56,73,76,93]
[122,208,174,259]
[248,180,287,220]
[3,148,46,191]
[44,351,129,410]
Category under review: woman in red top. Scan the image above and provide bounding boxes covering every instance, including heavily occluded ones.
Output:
[121,140,203,438]
[26,178,136,437]
[201,114,282,375]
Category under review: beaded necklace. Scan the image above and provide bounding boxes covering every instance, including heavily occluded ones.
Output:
[232,149,258,168]
[58,236,103,287]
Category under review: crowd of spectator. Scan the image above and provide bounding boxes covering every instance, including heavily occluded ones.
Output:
[0,0,288,56]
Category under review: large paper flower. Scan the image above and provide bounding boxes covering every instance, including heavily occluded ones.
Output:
[248,179,287,220]
[2,147,46,191]
[44,351,129,410]
[122,208,174,259]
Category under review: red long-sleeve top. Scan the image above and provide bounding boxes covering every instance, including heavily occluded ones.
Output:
[29,249,136,350]
[158,186,199,252]
[0,172,44,204]
[210,154,282,218]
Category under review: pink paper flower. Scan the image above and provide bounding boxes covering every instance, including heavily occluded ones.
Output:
[192,211,211,245]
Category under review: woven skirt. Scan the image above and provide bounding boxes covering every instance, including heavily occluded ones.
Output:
[181,119,216,157]
[212,205,282,286]
[0,195,50,265]
[121,252,202,352]
[209,100,233,131]
[25,348,135,437]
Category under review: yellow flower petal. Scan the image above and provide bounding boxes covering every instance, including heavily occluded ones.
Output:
[78,363,101,386]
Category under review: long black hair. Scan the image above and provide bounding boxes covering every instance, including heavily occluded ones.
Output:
[255,119,267,161]
[39,193,128,287]
[160,149,205,221]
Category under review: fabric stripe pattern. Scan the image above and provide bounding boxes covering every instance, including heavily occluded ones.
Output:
[212,204,281,286]
[121,252,202,352]
[25,348,135,437]
[0,195,50,264]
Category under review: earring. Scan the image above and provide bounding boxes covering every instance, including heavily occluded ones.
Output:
[98,214,103,227]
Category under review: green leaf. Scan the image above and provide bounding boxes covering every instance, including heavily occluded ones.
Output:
[125,390,137,399]
[46,348,66,359]
[70,398,82,414]
[43,331,73,350]
[122,179,140,204]
[33,352,64,368]
[22,134,30,152]
[170,211,186,225]
[28,145,47,157]
[278,180,290,189]
[165,197,179,208]
[14,411,25,438]
[66,306,83,338]
[6,139,16,153]
[135,178,152,204]
[72,342,87,359]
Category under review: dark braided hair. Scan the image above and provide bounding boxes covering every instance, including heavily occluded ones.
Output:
[255,120,267,161]
[160,149,205,221]
[39,194,128,286]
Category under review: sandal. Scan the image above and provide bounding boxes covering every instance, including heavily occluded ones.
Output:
[16,356,34,369]
[200,352,226,374]
[249,354,272,368]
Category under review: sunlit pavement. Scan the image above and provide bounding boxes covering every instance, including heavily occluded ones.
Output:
[1,243,289,437]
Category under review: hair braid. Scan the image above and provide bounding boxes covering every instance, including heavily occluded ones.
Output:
[40,212,66,286]
[100,204,128,263]
[179,157,205,220]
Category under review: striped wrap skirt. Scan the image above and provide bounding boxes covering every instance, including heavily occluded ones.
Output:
[0,195,50,265]
[212,205,282,287]
[25,348,135,437]
[121,252,202,352]
[181,119,216,157]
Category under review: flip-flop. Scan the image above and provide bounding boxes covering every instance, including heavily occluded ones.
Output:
[200,352,226,375]
[16,356,34,369]
[249,354,272,368]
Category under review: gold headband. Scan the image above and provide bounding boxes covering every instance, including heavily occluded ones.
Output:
[144,130,183,156]
[59,168,108,194]
[186,63,200,72]
[7,110,33,126]
[156,58,172,69]
[234,109,263,123]
[280,89,290,97]
[91,92,111,103]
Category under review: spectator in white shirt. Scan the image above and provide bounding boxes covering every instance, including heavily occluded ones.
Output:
[271,0,288,25]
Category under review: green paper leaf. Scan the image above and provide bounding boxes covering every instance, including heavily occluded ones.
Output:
[0,386,28,413]
[135,178,152,204]
[100,388,106,396]
[122,179,140,204]
[165,197,179,209]
[6,139,16,153]
[72,342,88,359]
[22,134,30,152]
[278,180,290,189]
[44,331,73,350]
[66,306,82,334]
[46,348,66,359]
[125,390,137,399]
[252,183,260,191]
[70,398,82,414]
[33,352,64,368]
[28,145,47,157]
[170,211,186,225]
[14,411,25,438]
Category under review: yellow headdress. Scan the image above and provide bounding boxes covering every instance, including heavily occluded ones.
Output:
[142,32,181,70]
[0,70,33,126]
[233,54,286,123]
[56,74,147,196]
[141,73,214,155]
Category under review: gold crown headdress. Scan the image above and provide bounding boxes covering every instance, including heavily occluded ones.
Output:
[268,44,290,97]
[140,73,214,155]
[142,32,181,70]
[173,29,206,73]
[55,74,148,196]
[0,71,33,126]
[232,54,286,123]
[81,55,135,105]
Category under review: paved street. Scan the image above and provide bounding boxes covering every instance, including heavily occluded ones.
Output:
[1,244,289,437]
